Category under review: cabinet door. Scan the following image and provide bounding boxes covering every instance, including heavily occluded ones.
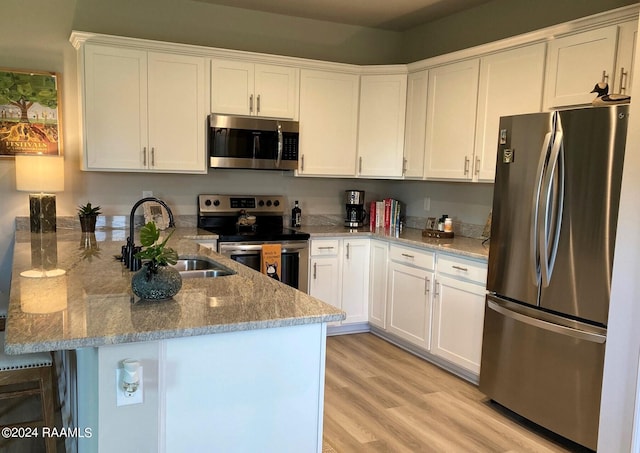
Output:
[211,59,253,115]
[386,261,432,349]
[309,256,341,311]
[544,26,618,109]
[369,240,388,329]
[403,70,429,179]
[613,20,638,96]
[431,275,486,375]
[424,59,479,180]
[341,239,370,324]
[148,52,207,173]
[298,70,359,176]
[83,44,148,170]
[474,43,546,182]
[254,64,298,119]
[358,74,407,178]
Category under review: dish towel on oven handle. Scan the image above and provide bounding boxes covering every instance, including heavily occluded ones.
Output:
[261,244,281,281]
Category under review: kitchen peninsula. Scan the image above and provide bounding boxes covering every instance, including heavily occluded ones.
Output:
[6,224,344,453]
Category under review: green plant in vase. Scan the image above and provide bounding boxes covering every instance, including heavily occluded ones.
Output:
[77,202,102,233]
[131,222,181,300]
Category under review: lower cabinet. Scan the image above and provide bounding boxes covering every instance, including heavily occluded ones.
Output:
[386,245,435,349]
[431,254,487,375]
[308,238,370,327]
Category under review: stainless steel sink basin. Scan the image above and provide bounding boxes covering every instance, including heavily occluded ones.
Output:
[171,256,236,278]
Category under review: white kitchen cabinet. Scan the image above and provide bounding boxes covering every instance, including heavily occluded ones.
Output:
[82,44,207,173]
[431,254,487,375]
[309,238,369,327]
[357,74,407,178]
[424,59,479,180]
[386,245,434,349]
[341,239,370,324]
[543,25,619,109]
[613,20,638,97]
[403,70,429,179]
[474,43,546,181]
[211,60,298,119]
[368,240,388,329]
[298,69,359,176]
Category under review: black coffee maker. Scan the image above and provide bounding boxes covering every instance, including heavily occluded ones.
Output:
[345,190,366,228]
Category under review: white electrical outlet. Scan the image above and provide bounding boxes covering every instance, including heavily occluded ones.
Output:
[142,190,153,198]
[424,197,431,211]
[116,365,143,406]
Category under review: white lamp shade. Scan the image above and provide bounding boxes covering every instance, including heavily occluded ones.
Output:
[15,155,64,193]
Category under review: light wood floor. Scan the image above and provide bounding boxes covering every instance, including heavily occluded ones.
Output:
[323,333,591,453]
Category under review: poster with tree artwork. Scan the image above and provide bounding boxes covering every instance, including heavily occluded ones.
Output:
[0,69,62,156]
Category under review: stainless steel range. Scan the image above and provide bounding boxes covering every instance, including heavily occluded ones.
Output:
[197,194,310,292]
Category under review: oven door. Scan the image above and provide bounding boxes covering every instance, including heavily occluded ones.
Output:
[218,241,308,293]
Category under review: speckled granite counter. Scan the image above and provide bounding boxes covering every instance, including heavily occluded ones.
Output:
[6,228,344,354]
[301,225,489,261]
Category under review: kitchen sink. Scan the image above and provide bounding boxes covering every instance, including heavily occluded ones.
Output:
[171,256,236,278]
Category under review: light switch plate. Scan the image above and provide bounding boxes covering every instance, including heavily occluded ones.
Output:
[116,366,143,406]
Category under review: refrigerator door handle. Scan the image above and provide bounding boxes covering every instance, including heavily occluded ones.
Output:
[530,131,553,287]
[539,131,565,288]
[487,300,606,344]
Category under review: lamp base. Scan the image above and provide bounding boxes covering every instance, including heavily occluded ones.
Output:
[29,194,57,233]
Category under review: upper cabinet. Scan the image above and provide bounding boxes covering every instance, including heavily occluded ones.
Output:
[297,69,359,176]
[544,20,638,109]
[211,60,298,119]
[403,70,429,179]
[357,73,407,178]
[424,59,480,180]
[474,43,546,181]
[81,43,207,173]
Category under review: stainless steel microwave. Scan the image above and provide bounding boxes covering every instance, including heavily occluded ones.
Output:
[208,114,299,170]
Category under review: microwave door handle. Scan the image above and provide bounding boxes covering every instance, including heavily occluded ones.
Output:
[276,123,283,168]
[252,134,260,167]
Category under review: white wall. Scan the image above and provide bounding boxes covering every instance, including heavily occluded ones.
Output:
[597,23,640,452]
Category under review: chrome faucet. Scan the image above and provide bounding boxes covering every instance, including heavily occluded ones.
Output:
[123,197,176,271]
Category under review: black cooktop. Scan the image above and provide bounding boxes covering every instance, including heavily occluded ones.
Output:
[198,216,310,242]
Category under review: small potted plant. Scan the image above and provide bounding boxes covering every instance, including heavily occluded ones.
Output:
[131,222,181,301]
[77,202,102,233]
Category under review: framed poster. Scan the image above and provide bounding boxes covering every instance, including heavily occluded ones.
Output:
[0,69,62,157]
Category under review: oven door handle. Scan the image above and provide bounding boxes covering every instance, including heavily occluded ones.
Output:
[219,242,309,254]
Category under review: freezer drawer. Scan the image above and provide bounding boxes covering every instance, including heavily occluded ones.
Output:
[479,295,606,450]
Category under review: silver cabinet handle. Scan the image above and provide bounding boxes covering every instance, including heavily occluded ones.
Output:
[249,94,254,113]
[452,265,468,272]
[424,277,430,295]
[434,280,440,298]
[359,156,363,174]
[142,147,147,166]
[464,156,470,175]
[257,94,261,113]
[403,158,407,175]
[619,67,628,94]
[475,156,480,175]
[601,70,609,83]
[313,262,317,279]
[151,147,155,167]
[318,246,334,250]
[301,154,304,172]
[401,253,414,258]
[346,243,350,260]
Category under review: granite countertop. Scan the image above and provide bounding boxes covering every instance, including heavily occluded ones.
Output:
[300,225,489,261]
[5,227,344,354]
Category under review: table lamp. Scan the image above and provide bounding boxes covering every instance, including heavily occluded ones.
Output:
[15,155,64,233]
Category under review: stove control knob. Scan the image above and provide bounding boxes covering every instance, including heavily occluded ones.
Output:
[213,199,220,207]
[266,200,272,207]
[273,200,280,207]
[258,200,265,207]
[204,199,212,206]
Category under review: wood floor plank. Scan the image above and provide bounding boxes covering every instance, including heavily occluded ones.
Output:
[323,333,584,453]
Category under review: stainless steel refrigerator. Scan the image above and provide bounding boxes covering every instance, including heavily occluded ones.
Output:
[479,105,629,450]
